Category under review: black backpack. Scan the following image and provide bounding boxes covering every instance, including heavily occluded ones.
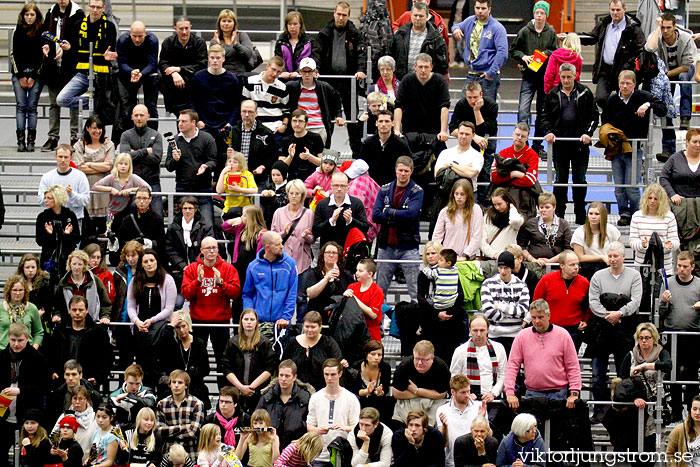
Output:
[359,0,393,75]
[634,49,659,87]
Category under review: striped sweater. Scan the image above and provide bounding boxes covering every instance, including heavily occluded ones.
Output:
[273,443,306,467]
[482,274,530,338]
[628,211,680,275]
[423,265,459,309]
[242,72,290,131]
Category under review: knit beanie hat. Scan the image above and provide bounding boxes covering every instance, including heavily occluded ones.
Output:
[533,1,550,17]
[270,160,289,181]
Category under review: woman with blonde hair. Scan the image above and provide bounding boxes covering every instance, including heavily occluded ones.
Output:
[0,275,43,350]
[125,407,163,465]
[543,32,582,94]
[273,431,323,467]
[271,179,315,273]
[432,179,483,261]
[93,152,150,219]
[629,183,680,274]
[211,9,259,74]
[221,309,277,415]
[222,205,267,298]
[571,202,622,278]
[54,249,112,324]
[36,184,80,280]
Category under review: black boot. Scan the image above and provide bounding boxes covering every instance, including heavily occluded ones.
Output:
[26,129,36,152]
[16,130,26,152]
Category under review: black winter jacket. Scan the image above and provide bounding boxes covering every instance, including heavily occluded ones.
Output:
[221,334,277,387]
[256,381,313,449]
[390,21,448,79]
[0,345,48,422]
[541,81,599,137]
[230,121,278,185]
[157,33,207,81]
[509,20,558,79]
[287,78,343,143]
[49,316,112,387]
[166,212,213,272]
[313,19,367,75]
[40,1,84,86]
[114,206,166,257]
[580,13,645,84]
[601,89,666,139]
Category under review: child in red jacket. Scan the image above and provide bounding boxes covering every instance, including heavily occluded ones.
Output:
[344,258,384,341]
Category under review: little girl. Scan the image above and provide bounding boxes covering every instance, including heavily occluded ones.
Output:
[93,152,151,218]
[303,151,338,199]
[126,407,163,466]
[88,406,121,467]
[47,415,84,467]
[543,32,583,94]
[235,409,280,467]
[20,409,51,466]
[216,149,258,217]
[197,423,243,467]
[260,161,289,228]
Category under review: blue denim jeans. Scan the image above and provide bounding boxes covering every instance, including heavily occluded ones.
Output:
[12,75,43,131]
[611,148,643,217]
[376,246,420,303]
[662,65,695,153]
[462,73,501,102]
[517,76,545,150]
[56,73,89,109]
[524,388,567,401]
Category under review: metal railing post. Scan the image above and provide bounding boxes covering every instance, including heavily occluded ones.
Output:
[14,429,19,467]
[655,370,664,457]
[279,0,285,37]
[7,28,12,73]
[88,42,95,114]
[362,46,372,140]
[646,116,654,184]
[671,333,677,382]
[544,419,551,449]
[181,0,187,18]
[351,75,357,123]
[167,193,174,224]
[131,0,136,23]
[637,406,644,453]
[546,142,553,184]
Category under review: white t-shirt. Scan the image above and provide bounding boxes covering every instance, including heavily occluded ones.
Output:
[307,388,360,462]
[435,145,484,189]
[687,434,700,466]
[435,399,481,467]
[570,224,621,257]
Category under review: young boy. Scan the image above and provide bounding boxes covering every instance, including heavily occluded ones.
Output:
[422,248,459,309]
[344,258,385,341]
[358,91,387,135]
[47,415,84,466]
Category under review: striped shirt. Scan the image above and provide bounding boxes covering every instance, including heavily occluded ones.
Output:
[423,265,459,309]
[242,72,290,132]
[482,274,530,338]
[274,443,306,467]
[298,85,324,129]
[629,211,680,275]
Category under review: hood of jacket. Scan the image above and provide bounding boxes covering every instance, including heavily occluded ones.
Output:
[550,47,582,64]
[196,253,226,269]
[255,248,289,265]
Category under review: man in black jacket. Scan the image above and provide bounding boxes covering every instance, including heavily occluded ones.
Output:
[390,2,448,80]
[580,1,645,108]
[313,1,367,156]
[256,360,313,449]
[158,16,207,115]
[50,296,113,391]
[40,0,84,151]
[0,323,49,465]
[286,58,345,148]
[358,110,412,186]
[448,81,499,204]
[114,186,166,258]
[119,104,164,216]
[542,63,599,224]
[230,100,278,185]
[312,171,369,247]
[48,359,102,422]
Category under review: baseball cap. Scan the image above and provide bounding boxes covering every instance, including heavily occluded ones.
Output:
[299,57,317,71]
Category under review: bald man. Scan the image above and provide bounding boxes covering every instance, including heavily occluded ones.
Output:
[116,21,160,141]
[119,104,164,216]
[242,231,298,338]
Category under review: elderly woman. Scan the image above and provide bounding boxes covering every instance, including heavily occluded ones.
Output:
[629,183,680,275]
[618,322,673,459]
[660,128,700,204]
[0,275,43,349]
[371,56,398,105]
[517,191,572,266]
[73,115,114,233]
[157,310,211,408]
[221,308,277,416]
[453,416,499,467]
[271,179,314,274]
[210,9,258,74]
[36,185,80,280]
[275,11,312,80]
[496,413,546,467]
[281,311,343,391]
[298,241,354,323]
[571,202,622,279]
[414,240,465,362]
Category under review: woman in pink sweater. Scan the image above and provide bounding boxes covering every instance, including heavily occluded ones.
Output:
[432,179,483,261]
[543,33,582,94]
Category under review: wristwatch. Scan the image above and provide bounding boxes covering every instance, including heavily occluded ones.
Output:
[570,391,580,397]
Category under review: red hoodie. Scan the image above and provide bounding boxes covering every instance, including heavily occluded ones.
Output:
[181,255,241,322]
[491,145,539,188]
[543,48,583,94]
[532,270,591,327]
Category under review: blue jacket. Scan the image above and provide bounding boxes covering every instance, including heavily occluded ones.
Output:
[451,15,508,79]
[242,249,298,323]
[372,179,423,250]
[116,31,159,78]
[496,431,546,467]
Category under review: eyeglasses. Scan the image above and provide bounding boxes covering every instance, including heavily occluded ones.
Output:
[414,357,433,363]
[324,251,339,256]
[135,197,151,201]
[638,336,654,341]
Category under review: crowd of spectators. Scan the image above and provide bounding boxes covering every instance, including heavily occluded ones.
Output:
[6,0,700,465]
